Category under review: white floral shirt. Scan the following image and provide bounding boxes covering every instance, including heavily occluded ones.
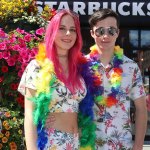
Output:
[93,55,146,150]
[18,59,87,113]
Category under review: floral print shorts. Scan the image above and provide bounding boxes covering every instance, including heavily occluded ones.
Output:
[44,128,79,150]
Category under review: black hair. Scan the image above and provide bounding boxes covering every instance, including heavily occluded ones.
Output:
[89,8,120,29]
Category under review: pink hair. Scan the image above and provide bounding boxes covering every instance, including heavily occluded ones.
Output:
[45,10,83,93]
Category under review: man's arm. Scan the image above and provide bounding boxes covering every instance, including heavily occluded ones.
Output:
[133,96,147,150]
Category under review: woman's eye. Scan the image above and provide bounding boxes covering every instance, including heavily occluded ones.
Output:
[69,29,76,32]
[59,27,66,31]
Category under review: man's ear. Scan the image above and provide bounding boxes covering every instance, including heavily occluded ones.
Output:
[90,29,95,38]
[117,29,120,37]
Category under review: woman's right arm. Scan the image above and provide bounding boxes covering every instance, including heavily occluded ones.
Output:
[24,88,38,150]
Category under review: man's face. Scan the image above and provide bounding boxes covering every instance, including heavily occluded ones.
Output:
[90,17,119,52]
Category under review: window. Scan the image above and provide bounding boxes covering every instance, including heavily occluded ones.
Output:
[141,30,150,49]
[129,30,139,48]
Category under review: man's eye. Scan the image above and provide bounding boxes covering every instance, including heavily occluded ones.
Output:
[100,28,105,35]
[108,28,117,36]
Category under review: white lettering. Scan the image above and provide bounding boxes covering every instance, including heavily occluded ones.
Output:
[147,3,150,16]
[36,1,43,13]
[58,2,70,10]
[118,2,130,16]
[111,2,117,12]
[73,2,86,15]
[132,3,145,16]
[37,1,150,17]
[103,2,108,8]
[88,2,100,15]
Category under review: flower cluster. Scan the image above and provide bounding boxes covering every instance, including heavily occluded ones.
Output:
[41,5,56,22]
[0,27,45,108]
[0,1,56,149]
[13,5,56,28]
[0,107,24,150]
[0,0,38,22]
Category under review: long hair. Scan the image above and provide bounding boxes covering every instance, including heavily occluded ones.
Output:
[45,9,83,92]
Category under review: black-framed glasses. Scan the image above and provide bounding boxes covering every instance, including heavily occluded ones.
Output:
[95,27,118,37]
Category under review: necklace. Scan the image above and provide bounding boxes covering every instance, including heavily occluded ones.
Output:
[89,45,123,108]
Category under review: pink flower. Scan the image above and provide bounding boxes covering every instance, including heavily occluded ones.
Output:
[7,57,16,66]
[0,29,6,38]
[24,34,32,42]
[0,42,6,50]
[18,70,23,77]
[16,28,25,34]
[20,49,30,63]
[36,27,45,35]
[18,38,26,48]
[2,51,10,59]
[0,27,44,108]
[21,63,27,71]
[9,36,16,43]
[12,45,20,51]
[29,49,37,58]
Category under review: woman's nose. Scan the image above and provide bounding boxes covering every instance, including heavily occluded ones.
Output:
[66,30,71,35]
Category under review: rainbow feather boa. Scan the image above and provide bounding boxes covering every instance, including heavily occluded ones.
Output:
[30,43,96,150]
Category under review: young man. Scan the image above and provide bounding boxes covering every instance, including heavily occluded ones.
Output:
[87,8,147,150]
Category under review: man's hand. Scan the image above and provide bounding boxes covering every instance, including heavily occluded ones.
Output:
[45,114,56,129]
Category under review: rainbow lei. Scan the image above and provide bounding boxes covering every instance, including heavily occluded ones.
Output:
[90,45,123,108]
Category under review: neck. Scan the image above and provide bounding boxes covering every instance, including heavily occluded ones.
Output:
[58,56,68,65]
[58,57,69,77]
[99,49,114,66]
[58,54,68,58]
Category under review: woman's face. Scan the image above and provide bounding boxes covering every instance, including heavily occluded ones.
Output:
[54,14,77,55]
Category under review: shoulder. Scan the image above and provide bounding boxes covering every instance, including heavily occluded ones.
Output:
[28,59,40,68]
[122,55,143,79]
[26,59,40,72]
[122,55,139,68]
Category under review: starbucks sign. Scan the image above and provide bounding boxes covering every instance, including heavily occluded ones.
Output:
[37,0,150,27]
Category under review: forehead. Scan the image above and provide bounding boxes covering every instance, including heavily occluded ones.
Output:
[60,14,75,27]
[94,17,117,29]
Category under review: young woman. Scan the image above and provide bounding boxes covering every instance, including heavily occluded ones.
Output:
[18,9,90,150]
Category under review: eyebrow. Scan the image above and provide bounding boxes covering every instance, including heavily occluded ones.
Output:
[59,25,76,29]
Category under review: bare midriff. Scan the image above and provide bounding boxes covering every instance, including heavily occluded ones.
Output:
[48,112,78,134]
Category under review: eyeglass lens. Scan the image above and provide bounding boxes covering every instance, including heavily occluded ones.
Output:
[95,27,118,37]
